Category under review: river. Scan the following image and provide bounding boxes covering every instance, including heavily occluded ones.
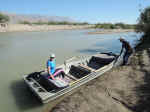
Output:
[0,29,140,112]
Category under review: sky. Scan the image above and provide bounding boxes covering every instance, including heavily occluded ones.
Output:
[0,0,150,24]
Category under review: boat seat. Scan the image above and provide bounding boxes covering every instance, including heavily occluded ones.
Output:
[37,75,69,92]
[49,77,69,88]
[79,64,95,72]
[88,56,114,69]
[65,74,77,81]
[69,65,91,79]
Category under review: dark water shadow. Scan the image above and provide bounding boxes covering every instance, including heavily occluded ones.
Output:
[77,48,107,54]
[77,47,120,55]
[10,79,43,111]
[77,38,121,55]
[132,49,150,112]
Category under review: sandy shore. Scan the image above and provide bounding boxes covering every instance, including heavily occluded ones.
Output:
[88,29,134,34]
[0,24,134,34]
[49,41,150,112]
[0,24,93,32]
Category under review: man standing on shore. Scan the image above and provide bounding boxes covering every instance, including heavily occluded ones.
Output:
[119,37,133,65]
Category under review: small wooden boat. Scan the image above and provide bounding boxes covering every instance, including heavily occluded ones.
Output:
[23,52,122,103]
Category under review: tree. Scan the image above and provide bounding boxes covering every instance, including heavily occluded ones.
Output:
[136,7,150,35]
[0,13,9,23]
[115,23,126,29]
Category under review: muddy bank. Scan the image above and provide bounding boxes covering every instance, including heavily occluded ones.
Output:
[50,41,150,112]
[88,29,134,34]
[0,24,93,32]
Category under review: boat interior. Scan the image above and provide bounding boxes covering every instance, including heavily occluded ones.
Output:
[26,53,116,93]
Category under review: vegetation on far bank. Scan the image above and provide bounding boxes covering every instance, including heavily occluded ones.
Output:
[20,20,135,30]
[0,13,136,31]
[0,13,9,23]
[93,22,136,29]
[19,21,89,26]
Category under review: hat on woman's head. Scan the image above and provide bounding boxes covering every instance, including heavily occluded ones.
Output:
[119,37,125,41]
[50,53,55,58]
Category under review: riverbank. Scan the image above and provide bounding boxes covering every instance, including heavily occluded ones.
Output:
[50,38,150,112]
[0,24,134,34]
[87,29,134,34]
[0,24,93,32]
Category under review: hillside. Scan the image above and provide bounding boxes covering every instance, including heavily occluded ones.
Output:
[0,11,75,24]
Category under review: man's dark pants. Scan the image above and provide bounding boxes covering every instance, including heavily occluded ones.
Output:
[123,51,132,65]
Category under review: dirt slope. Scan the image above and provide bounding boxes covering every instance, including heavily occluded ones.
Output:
[50,47,150,112]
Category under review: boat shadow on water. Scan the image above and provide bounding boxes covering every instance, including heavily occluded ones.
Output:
[10,79,43,111]
[77,48,107,54]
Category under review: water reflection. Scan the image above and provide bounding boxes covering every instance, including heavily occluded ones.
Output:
[10,80,43,111]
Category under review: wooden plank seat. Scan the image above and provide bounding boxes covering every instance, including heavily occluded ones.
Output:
[79,64,95,72]
[87,56,115,69]
[69,65,91,79]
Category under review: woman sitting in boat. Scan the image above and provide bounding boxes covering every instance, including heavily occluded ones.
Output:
[46,53,65,80]
[47,53,56,80]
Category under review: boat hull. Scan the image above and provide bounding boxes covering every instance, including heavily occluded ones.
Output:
[23,53,122,103]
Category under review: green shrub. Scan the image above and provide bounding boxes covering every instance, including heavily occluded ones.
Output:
[20,21,31,25]
[32,21,47,25]
[135,6,150,45]
[94,23,135,29]
[0,13,9,23]
[136,7,150,35]
[32,21,89,25]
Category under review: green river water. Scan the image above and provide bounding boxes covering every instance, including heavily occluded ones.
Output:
[0,30,140,112]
